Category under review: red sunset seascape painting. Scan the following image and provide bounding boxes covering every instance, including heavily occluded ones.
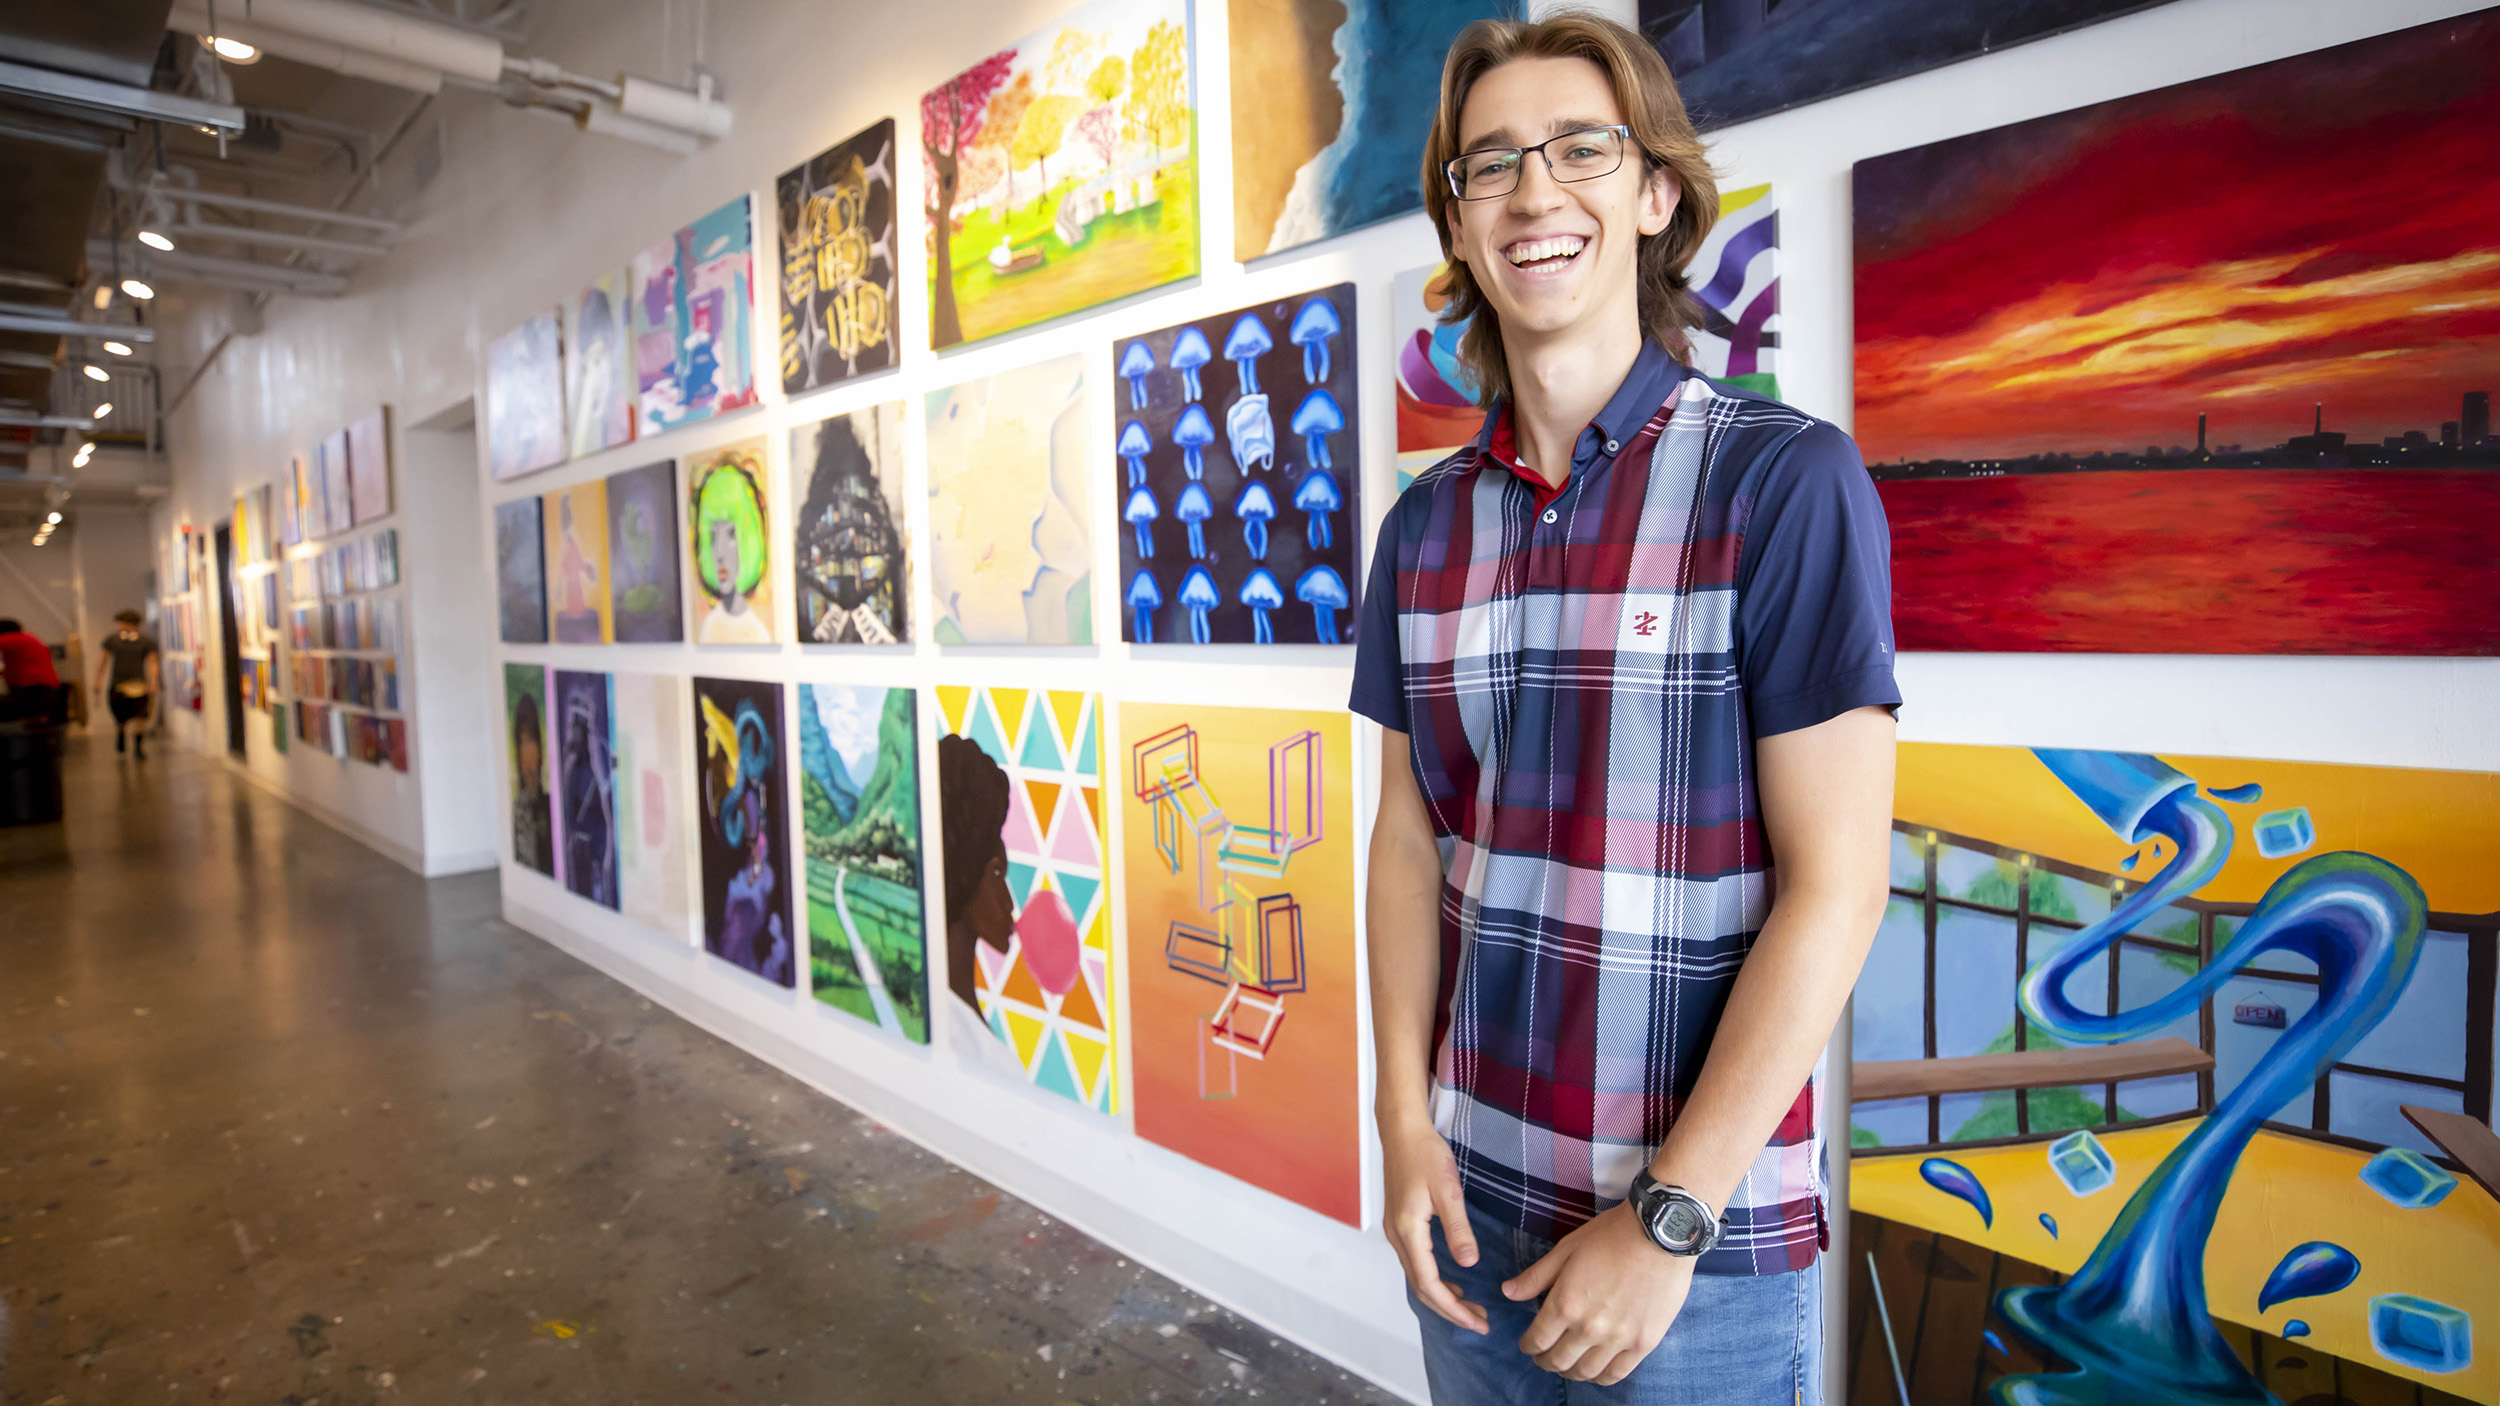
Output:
[1853,9,2500,655]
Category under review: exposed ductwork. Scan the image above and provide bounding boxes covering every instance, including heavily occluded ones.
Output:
[171,0,733,152]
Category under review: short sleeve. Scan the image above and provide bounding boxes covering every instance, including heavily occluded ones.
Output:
[1735,422,1902,738]
[1347,511,1408,733]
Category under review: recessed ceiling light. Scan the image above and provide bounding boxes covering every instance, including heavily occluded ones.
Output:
[84,364,110,382]
[119,279,154,300]
[138,230,175,252]
[202,34,261,63]
[91,402,112,419]
[46,511,62,524]
[92,285,111,309]
[103,341,132,356]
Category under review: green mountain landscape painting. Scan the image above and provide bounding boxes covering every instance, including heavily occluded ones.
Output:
[798,683,930,1043]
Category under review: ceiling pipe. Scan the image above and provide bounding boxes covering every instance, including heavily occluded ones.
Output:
[0,413,97,431]
[208,0,505,84]
[166,221,391,259]
[0,309,155,342]
[84,242,349,296]
[0,57,245,132]
[617,73,731,138]
[167,5,444,94]
[108,173,402,234]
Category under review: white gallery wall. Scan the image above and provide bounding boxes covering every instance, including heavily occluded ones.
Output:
[152,0,2499,1397]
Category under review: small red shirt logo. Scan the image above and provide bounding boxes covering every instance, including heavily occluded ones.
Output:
[1632,610,1659,637]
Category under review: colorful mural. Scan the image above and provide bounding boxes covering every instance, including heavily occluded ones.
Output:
[925,355,1092,645]
[800,683,928,1044]
[685,438,779,644]
[566,269,637,456]
[1848,743,2499,1404]
[922,0,1197,348]
[934,687,1114,1113]
[693,676,795,988]
[791,403,908,645]
[542,479,612,644]
[779,119,899,395]
[1114,285,1359,645]
[632,195,760,434]
[1855,11,2500,654]
[1119,702,1358,1223]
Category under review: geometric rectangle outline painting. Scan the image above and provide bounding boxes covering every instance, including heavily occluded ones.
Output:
[934,686,1115,1113]
[1846,741,2499,1404]
[1119,700,1359,1224]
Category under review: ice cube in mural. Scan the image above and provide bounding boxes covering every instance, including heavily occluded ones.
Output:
[922,0,1197,349]
[2254,806,2316,860]
[2369,1293,2473,1376]
[1844,742,2499,1403]
[2359,1148,2457,1210]
[2045,1129,2115,1198]
[933,687,1114,1112]
[799,683,928,1044]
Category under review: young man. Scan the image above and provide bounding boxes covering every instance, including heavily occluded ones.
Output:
[94,610,160,758]
[1351,15,1899,1403]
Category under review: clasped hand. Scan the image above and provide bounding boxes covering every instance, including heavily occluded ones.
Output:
[1383,1120,1694,1386]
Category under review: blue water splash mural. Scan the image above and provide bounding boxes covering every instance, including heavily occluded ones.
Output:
[1986,1329,2010,1356]
[2282,1320,2311,1341]
[2039,1213,2058,1239]
[1990,750,2428,1405]
[1921,1156,1994,1229]
[2257,1242,2361,1314]
[2208,782,2264,804]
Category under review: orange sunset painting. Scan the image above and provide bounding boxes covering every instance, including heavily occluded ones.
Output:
[1854,9,2500,655]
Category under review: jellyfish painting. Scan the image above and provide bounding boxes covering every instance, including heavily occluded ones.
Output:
[1985,749,2431,1406]
[1289,296,1340,383]
[1294,565,1348,643]
[1293,469,1341,550]
[1118,341,1156,410]
[1235,480,1277,560]
[1171,327,1213,402]
[1226,394,1274,475]
[1239,568,1285,644]
[1118,420,1154,486]
[1126,569,1163,643]
[1174,404,1218,480]
[1176,482,1215,560]
[1291,389,1343,470]
[1224,313,1273,396]
[1124,485,1160,559]
[1178,566,1220,644]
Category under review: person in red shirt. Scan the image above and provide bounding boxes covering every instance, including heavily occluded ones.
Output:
[0,617,65,724]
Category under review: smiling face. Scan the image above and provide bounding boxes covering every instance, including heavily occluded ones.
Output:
[1444,56,1678,365]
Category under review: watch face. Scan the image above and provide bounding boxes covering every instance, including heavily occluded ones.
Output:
[1660,1200,1704,1245]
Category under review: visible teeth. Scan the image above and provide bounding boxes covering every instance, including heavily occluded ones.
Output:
[1506,236,1585,266]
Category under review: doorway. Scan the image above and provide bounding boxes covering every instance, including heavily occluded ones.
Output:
[214,523,246,757]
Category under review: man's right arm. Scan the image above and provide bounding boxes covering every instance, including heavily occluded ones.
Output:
[1369,730,1486,1332]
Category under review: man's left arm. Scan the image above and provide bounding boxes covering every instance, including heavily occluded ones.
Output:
[1502,704,1895,1383]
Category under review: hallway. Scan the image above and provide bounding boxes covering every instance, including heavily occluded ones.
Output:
[0,739,1401,1405]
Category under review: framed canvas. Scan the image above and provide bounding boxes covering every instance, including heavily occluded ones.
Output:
[486,310,566,481]
[693,675,796,987]
[566,269,637,457]
[684,438,779,644]
[632,195,760,434]
[799,682,929,1043]
[924,354,1091,644]
[604,459,683,643]
[778,118,900,395]
[790,403,908,644]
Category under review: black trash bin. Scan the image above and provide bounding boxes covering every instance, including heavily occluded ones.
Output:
[0,722,64,826]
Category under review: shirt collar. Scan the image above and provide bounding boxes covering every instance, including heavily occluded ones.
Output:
[1478,339,1686,479]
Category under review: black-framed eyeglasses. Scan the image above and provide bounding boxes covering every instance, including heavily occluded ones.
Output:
[1443,125,1634,201]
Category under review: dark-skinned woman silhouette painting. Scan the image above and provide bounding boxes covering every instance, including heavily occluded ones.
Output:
[938,733,1028,1077]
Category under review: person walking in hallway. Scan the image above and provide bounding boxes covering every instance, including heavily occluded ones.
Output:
[94,608,159,758]
[1353,13,1900,1403]
[0,616,65,724]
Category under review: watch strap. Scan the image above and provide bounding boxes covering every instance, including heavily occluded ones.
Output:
[1629,1171,1724,1257]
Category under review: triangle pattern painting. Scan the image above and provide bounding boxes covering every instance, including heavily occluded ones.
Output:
[943,686,1115,1114]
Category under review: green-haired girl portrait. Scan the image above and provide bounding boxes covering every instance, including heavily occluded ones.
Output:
[690,443,777,643]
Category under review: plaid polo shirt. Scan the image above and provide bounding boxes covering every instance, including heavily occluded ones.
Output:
[1350,342,1899,1274]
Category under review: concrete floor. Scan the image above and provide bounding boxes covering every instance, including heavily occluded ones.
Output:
[0,737,1406,1406]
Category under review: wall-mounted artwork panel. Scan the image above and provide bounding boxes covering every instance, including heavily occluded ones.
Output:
[604,460,683,643]
[613,671,692,942]
[779,119,899,395]
[487,310,566,481]
[567,269,638,457]
[494,497,547,644]
[925,355,1092,645]
[633,195,760,434]
[543,479,613,644]
[503,663,555,877]
[800,683,929,1043]
[554,669,619,910]
[694,676,795,987]
[791,403,908,644]
[685,438,779,644]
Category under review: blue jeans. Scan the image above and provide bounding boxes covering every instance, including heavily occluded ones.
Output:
[1408,1201,1823,1406]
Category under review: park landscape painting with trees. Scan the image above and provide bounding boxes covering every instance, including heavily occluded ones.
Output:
[922,0,1197,348]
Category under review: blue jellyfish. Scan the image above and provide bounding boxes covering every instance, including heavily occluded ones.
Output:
[1123,484,1160,559]
[1234,480,1278,560]
[1176,482,1215,560]
[1125,569,1162,642]
[1290,389,1344,470]
[1223,314,1273,397]
[1289,296,1341,384]
[1295,565,1348,643]
[1293,468,1342,549]
[1117,341,1156,410]
[1240,567,1285,644]
[1174,403,1217,480]
[1178,566,1220,644]
[1225,394,1275,475]
[1117,420,1154,487]
[1170,327,1213,403]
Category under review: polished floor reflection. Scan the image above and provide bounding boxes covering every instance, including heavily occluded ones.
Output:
[0,737,1396,1404]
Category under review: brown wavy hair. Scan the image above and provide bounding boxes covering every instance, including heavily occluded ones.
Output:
[1421,11,1719,403]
